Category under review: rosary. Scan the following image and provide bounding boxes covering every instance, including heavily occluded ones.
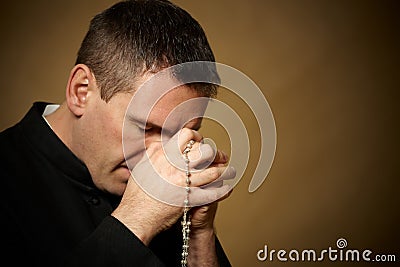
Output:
[181,139,194,267]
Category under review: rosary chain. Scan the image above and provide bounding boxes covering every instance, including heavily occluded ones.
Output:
[181,139,194,267]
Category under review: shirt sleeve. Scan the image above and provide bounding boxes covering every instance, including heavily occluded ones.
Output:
[63,216,166,267]
[64,216,232,267]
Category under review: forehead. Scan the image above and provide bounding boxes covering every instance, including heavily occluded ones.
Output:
[126,85,208,132]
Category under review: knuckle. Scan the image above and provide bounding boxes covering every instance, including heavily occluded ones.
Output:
[207,168,220,180]
[146,142,161,154]
[179,128,187,135]
[180,127,192,138]
[200,143,214,158]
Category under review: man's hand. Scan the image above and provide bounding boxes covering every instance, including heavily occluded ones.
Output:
[187,187,232,266]
[112,128,235,246]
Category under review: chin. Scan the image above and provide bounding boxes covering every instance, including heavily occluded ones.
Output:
[107,182,128,197]
[103,168,131,196]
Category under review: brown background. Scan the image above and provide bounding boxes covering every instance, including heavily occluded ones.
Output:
[0,0,399,266]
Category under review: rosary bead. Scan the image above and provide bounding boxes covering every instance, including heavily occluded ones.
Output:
[181,139,195,267]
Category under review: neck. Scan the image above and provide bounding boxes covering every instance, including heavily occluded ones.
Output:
[45,101,76,149]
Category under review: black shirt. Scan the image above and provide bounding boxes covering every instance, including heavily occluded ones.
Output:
[0,102,231,266]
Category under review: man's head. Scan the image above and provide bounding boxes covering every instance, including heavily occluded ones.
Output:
[75,0,218,101]
[50,0,219,196]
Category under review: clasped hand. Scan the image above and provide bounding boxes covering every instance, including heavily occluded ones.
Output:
[112,128,235,245]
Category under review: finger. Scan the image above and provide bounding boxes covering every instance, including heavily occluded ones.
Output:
[189,142,216,169]
[217,187,233,202]
[177,128,202,151]
[212,149,228,164]
[190,146,228,169]
[201,179,223,189]
[190,165,236,187]
[189,185,232,207]
[162,128,202,170]
[198,185,233,203]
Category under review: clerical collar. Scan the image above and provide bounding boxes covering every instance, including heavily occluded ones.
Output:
[42,104,60,129]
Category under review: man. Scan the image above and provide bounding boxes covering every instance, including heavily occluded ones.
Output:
[0,0,234,266]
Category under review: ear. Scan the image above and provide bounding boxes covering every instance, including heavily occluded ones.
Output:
[65,64,96,117]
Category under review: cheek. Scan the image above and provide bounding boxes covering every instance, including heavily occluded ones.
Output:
[91,109,123,148]
[123,124,147,168]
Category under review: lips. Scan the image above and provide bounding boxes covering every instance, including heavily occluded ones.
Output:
[118,158,130,168]
[111,160,130,173]
[120,164,131,174]
[118,163,131,181]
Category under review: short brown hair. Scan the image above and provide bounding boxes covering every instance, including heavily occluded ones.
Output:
[75,0,219,102]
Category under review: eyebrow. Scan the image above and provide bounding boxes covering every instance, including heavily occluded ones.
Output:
[127,115,171,136]
[127,114,201,135]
